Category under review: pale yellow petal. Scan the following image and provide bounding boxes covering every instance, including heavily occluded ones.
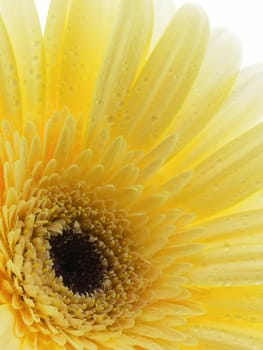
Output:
[131,322,185,342]
[85,0,153,145]
[45,0,119,118]
[44,0,71,115]
[0,304,20,348]
[175,122,263,218]
[101,136,126,173]
[165,28,241,167]
[138,134,177,170]
[19,338,34,350]
[0,0,45,127]
[177,64,263,171]
[109,164,139,187]
[189,325,263,350]
[179,209,263,243]
[150,0,175,52]
[0,18,22,129]
[189,259,263,286]
[192,285,263,325]
[114,4,209,148]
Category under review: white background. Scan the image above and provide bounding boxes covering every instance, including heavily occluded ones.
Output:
[35,0,263,67]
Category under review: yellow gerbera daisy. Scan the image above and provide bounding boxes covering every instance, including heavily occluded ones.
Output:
[1,0,263,349]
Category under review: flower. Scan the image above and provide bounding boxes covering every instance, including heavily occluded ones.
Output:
[1,0,263,349]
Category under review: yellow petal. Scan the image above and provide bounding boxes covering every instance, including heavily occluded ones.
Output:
[190,325,263,350]
[180,209,263,243]
[0,304,20,348]
[0,17,22,129]
[0,0,45,127]
[131,322,185,342]
[115,3,209,148]
[189,258,263,287]
[45,0,119,118]
[150,0,175,52]
[178,64,263,171]
[176,122,263,218]
[165,28,242,168]
[85,0,153,144]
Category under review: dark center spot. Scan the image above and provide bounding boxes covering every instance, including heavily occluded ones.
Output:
[49,231,105,294]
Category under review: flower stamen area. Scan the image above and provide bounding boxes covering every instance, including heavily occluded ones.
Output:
[0,115,198,348]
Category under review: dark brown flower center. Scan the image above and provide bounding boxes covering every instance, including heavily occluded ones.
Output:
[49,230,105,295]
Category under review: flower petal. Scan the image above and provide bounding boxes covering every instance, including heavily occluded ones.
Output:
[0,17,22,129]
[177,64,263,171]
[0,304,20,348]
[193,285,263,324]
[45,0,119,117]
[175,122,263,218]
[190,325,263,350]
[189,258,263,286]
[166,28,242,164]
[150,0,175,52]
[85,0,153,145]
[115,3,209,148]
[0,0,45,127]
[178,209,263,243]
